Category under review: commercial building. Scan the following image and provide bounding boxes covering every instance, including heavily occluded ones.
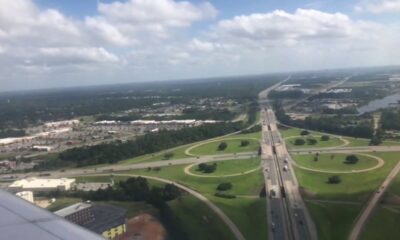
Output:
[55,202,127,239]
[9,178,75,192]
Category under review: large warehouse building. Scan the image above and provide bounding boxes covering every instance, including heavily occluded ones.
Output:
[8,178,75,192]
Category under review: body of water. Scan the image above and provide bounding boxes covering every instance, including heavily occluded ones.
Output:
[357,92,400,114]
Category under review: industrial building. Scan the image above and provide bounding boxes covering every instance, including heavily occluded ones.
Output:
[55,202,127,239]
[9,178,75,192]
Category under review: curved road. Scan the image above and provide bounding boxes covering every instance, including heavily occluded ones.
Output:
[89,173,246,240]
[291,153,384,174]
[183,162,261,178]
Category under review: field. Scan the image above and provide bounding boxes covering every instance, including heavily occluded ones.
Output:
[306,201,362,240]
[119,131,262,165]
[294,152,399,201]
[167,195,236,240]
[293,153,378,172]
[187,158,261,176]
[285,134,344,148]
[360,206,400,240]
[188,138,259,156]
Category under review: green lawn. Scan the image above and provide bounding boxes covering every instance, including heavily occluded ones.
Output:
[47,197,81,212]
[188,158,261,176]
[210,196,268,240]
[189,138,259,156]
[167,195,236,240]
[286,135,344,149]
[122,163,266,239]
[293,153,378,171]
[294,152,400,201]
[307,201,362,240]
[360,206,400,240]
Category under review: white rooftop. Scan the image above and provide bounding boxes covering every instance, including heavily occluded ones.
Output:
[9,178,75,190]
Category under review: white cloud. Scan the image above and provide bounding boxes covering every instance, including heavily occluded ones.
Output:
[355,0,400,14]
[215,9,356,43]
[38,47,120,65]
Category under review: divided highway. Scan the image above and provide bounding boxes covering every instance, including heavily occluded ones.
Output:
[261,107,318,240]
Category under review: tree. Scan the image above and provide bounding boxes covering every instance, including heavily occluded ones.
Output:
[294,138,306,146]
[240,140,250,147]
[163,152,174,160]
[328,176,341,184]
[218,142,228,151]
[321,135,330,141]
[307,138,317,145]
[198,163,217,173]
[216,182,232,191]
[300,130,310,136]
[369,135,382,146]
[345,155,359,164]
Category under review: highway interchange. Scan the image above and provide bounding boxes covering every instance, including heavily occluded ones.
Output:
[3,78,400,240]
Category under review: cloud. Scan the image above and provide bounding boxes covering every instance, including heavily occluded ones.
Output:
[355,0,400,14]
[214,9,356,44]
[88,0,217,41]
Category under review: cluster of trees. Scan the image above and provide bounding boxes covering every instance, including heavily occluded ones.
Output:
[321,135,330,141]
[268,90,304,99]
[43,177,182,208]
[198,163,217,173]
[217,142,228,151]
[381,110,400,130]
[59,122,243,167]
[293,138,316,146]
[273,102,373,138]
[240,140,250,147]
[344,155,359,164]
[328,175,342,184]
[216,182,232,191]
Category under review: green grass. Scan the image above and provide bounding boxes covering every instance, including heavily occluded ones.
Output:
[293,153,378,171]
[188,158,261,176]
[122,163,266,239]
[167,195,236,240]
[47,197,81,212]
[210,196,268,240]
[360,205,400,240]
[307,201,362,240]
[189,138,259,156]
[286,135,344,149]
[119,131,261,165]
[294,152,400,201]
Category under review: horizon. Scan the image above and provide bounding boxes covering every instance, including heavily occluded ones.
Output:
[1,0,400,91]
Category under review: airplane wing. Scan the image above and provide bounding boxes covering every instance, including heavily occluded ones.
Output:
[0,190,104,240]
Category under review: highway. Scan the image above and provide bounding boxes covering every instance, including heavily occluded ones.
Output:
[261,107,318,240]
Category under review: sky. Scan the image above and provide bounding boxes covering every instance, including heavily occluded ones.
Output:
[1,0,400,91]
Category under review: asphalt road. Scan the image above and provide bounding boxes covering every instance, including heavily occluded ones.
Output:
[261,107,318,240]
[348,160,400,240]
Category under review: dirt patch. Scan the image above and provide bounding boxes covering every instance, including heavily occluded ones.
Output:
[300,188,317,199]
[117,214,167,240]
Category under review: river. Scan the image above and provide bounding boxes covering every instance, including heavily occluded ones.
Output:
[357,92,400,114]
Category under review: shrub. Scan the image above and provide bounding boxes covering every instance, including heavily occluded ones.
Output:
[327,176,341,184]
[163,152,174,160]
[294,138,306,145]
[300,130,310,136]
[307,138,317,145]
[198,163,217,173]
[240,140,250,147]
[345,155,359,164]
[216,182,232,191]
[218,142,228,151]
[321,135,330,141]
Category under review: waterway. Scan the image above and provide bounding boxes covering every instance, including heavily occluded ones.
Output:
[357,92,400,114]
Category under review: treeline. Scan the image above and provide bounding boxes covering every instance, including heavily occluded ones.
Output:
[0,129,26,138]
[268,90,304,99]
[273,102,373,138]
[381,109,400,130]
[59,122,243,166]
